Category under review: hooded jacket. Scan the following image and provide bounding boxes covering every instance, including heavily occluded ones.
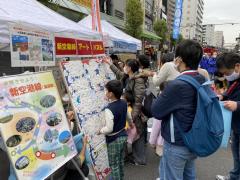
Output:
[110,64,147,134]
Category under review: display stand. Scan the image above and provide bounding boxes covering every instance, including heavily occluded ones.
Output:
[49,158,87,180]
[21,68,87,180]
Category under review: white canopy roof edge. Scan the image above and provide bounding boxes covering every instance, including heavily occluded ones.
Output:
[78,15,142,50]
[0,0,101,44]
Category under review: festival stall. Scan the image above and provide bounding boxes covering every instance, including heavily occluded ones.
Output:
[78,15,142,53]
[0,0,113,180]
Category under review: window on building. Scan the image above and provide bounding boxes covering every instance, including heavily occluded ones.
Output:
[145,17,153,32]
[99,0,112,15]
[145,1,152,16]
[115,10,124,20]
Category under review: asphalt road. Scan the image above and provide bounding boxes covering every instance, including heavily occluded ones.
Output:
[124,144,232,180]
[124,117,232,180]
[0,142,233,180]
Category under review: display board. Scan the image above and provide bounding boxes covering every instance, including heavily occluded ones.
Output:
[0,72,77,180]
[60,59,115,180]
[9,24,55,67]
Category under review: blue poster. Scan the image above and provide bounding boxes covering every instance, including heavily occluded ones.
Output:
[113,41,137,53]
[219,102,232,148]
[172,0,183,40]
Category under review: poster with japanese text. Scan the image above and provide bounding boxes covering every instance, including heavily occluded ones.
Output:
[9,24,55,67]
[60,59,115,180]
[55,36,105,57]
[0,72,77,180]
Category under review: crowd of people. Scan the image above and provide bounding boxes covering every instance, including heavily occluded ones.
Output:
[102,39,240,180]
[1,39,240,180]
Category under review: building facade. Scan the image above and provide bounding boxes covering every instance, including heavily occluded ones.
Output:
[161,0,168,20]
[167,0,175,34]
[154,0,162,20]
[180,0,204,41]
[143,0,155,32]
[235,34,240,52]
[100,0,126,21]
[202,24,215,46]
[213,31,224,48]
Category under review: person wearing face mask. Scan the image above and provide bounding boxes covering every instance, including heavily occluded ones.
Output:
[151,40,206,180]
[105,58,148,166]
[216,53,240,180]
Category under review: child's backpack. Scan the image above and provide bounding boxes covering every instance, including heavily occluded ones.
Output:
[172,75,224,157]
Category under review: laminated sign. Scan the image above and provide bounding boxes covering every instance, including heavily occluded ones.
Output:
[60,59,115,180]
[9,24,55,67]
[0,72,77,180]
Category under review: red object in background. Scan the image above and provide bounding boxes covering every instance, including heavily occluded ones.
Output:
[76,40,92,55]
[91,41,105,55]
[55,37,77,56]
[203,47,216,55]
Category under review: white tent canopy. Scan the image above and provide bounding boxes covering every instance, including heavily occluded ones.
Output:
[78,15,142,52]
[0,0,101,45]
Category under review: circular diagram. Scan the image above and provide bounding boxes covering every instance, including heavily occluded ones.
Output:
[46,112,62,127]
[40,95,56,108]
[44,129,59,143]
[6,135,22,147]
[59,131,71,144]
[16,117,36,133]
[15,156,30,170]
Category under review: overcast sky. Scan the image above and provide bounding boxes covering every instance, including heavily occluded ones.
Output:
[203,0,240,44]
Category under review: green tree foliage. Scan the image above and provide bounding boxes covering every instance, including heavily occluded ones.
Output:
[153,19,168,43]
[170,34,184,47]
[125,0,144,39]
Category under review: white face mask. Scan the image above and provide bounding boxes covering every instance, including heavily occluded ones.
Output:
[225,71,240,81]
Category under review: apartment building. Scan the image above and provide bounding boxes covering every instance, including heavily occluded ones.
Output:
[180,0,204,41]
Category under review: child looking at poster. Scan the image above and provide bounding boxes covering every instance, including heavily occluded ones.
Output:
[98,80,127,180]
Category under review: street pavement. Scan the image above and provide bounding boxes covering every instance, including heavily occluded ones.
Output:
[0,143,233,180]
[125,144,232,180]
[124,118,232,180]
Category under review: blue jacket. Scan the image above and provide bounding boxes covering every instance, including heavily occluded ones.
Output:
[151,73,206,146]
[223,78,240,134]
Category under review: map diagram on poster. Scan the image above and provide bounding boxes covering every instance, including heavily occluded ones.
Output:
[9,24,55,67]
[0,72,77,180]
[60,59,115,180]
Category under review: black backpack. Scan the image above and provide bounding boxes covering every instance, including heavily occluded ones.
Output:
[142,89,156,118]
[127,78,156,118]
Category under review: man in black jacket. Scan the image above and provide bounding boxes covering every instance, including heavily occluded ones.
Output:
[151,40,205,180]
[216,53,240,180]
